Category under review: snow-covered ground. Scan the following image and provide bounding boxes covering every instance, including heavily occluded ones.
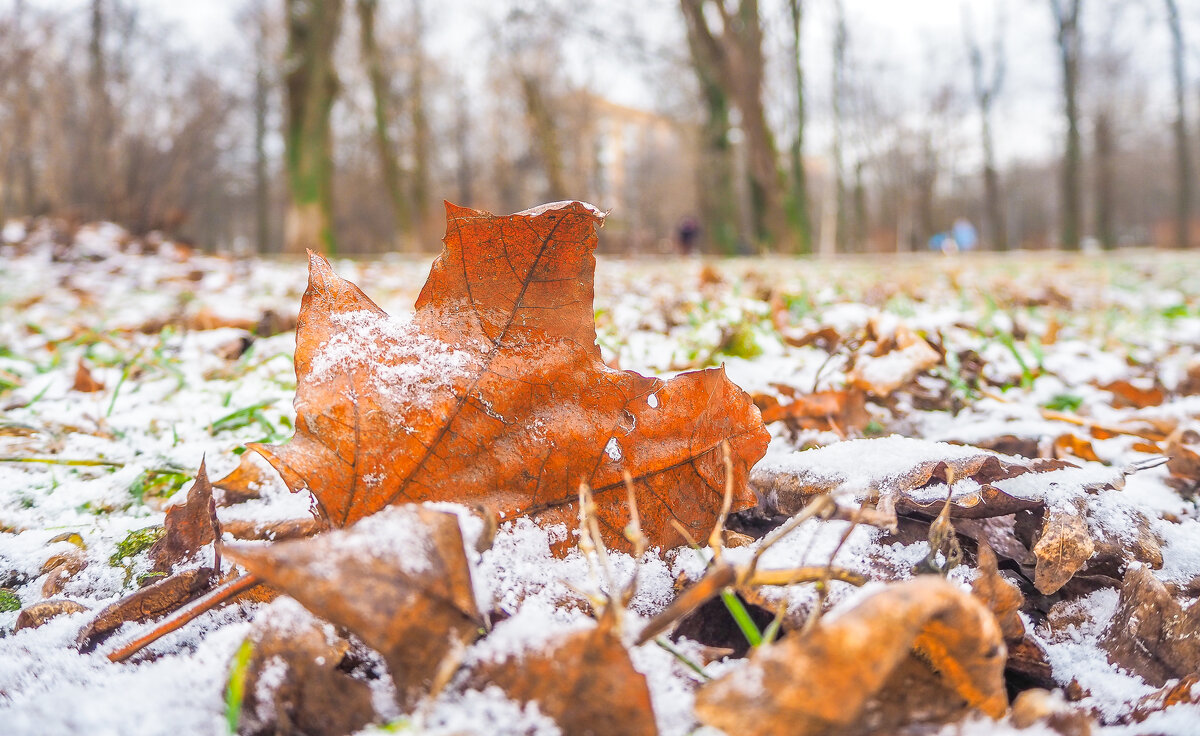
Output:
[5,220,1200,734]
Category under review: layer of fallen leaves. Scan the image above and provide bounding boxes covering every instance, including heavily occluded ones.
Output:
[5,209,1200,735]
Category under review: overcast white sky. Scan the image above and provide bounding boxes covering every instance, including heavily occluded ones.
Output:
[29,0,1200,169]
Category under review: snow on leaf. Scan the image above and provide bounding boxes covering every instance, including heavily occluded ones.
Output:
[251,202,770,551]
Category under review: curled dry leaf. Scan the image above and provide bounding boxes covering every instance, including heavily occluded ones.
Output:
[41,547,88,597]
[214,452,280,505]
[1032,501,1095,596]
[234,600,375,736]
[71,359,104,393]
[752,388,869,433]
[221,517,323,542]
[1128,674,1200,723]
[470,613,657,736]
[694,576,1007,736]
[250,202,770,551]
[750,438,1048,519]
[149,458,220,575]
[848,325,941,397]
[1164,426,1200,497]
[225,505,481,708]
[1099,379,1164,409]
[1010,689,1093,736]
[77,567,213,652]
[1101,565,1200,687]
[15,599,88,631]
[971,543,1025,643]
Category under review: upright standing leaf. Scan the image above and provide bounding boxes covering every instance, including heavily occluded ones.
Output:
[252,201,770,549]
[150,458,220,575]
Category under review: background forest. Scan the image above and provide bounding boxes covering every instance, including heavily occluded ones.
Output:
[0,0,1197,256]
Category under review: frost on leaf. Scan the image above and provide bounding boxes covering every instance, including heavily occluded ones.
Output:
[251,201,770,551]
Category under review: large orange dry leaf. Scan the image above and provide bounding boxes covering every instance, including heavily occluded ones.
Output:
[694,576,1008,736]
[252,201,769,550]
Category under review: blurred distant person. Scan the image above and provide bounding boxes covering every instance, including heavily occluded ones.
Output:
[928,231,956,254]
[676,216,700,256]
[952,218,978,251]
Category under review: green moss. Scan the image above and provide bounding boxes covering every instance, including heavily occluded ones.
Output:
[109,525,164,566]
[0,588,19,612]
[720,323,763,360]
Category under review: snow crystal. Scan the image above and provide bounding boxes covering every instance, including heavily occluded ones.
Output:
[307,310,477,410]
[317,505,442,577]
[757,436,998,499]
[408,685,562,736]
[514,200,606,220]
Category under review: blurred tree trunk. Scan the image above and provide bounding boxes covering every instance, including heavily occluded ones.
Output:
[681,5,737,253]
[1094,111,1116,249]
[520,74,568,202]
[357,0,410,245]
[831,0,847,253]
[283,0,343,255]
[852,159,867,250]
[680,0,785,250]
[787,0,811,253]
[1165,0,1191,247]
[86,0,113,220]
[1050,0,1083,250]
[454,83,473,207]
[253,2,271,253]
[409,0,430,241]
[965,3,1008,250]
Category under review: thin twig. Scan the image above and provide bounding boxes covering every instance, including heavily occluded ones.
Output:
[107,573,261,663]
[706,441,735,561]
[743,493,836,583]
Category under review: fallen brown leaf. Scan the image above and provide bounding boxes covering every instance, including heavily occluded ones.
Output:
[251,202,769,551]
[471,613,657,736]
[848,325,941,397]
[694,576,1007,736]
[1129,674,1200,723]
[214,452,278,505]
[71,359,104,393]
[1102,565,1200,687]
[1010,688,1092,736]
[221,517,322,542]
[149,458,219,575]
[225,505,482,708]
[41,547,88,597]
[16,599,88,631]
[78,567,213,652]
[234,600,376,736]
[972,543,1025,643]
[1032,501,1095,595]
[753,388,869,434]
[1100,379,1164,409]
